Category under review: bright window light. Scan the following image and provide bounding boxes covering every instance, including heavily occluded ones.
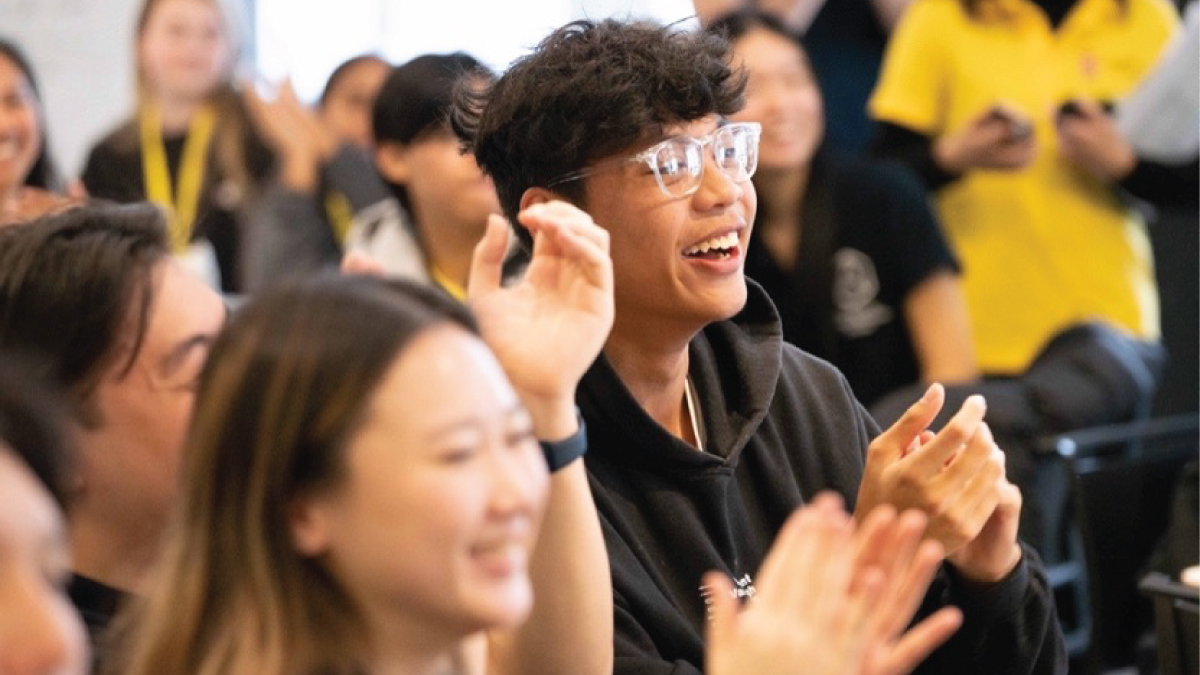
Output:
[253,0,699,102]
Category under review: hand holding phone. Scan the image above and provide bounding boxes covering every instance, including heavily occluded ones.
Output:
[986,106,1033,142]
[1056,98,1116,124]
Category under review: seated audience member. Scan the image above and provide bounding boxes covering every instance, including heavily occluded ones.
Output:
[247,52,504,299]
[107,202,956,675]
[708,10,976,406]
[868,0,1179,377]
[0,203,226,668]
[110,201,613,675]
[706,10,1153,553]
[0,39,74,225]
[692,0,917,156]
[355,52,506,299]
[81,0,274,293]
[455,17,1066,675]
[0,363,90,675]
[243,54,394,289]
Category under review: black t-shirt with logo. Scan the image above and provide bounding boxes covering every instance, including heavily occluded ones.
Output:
[745,152,959,406]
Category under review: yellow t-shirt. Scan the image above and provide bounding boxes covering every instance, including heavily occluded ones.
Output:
[869,0,1177,373]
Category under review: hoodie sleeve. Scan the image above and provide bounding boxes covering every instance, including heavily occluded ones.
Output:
[914,545,1068,675]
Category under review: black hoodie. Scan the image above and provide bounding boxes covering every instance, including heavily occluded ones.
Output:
[579,281,1066,675]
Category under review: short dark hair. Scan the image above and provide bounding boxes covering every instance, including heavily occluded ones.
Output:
[372,52,491,215]
[0,203,170,424]
[374,52,489,146]
[705,9,805,50]
[0,37,63,192]
[318,53,388,107]
[453,19,746,248]
[0,358,74,507]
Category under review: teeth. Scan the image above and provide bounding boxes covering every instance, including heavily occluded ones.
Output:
[684,231,739,257]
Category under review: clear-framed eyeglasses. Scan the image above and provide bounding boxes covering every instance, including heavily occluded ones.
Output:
[546,121,762,199]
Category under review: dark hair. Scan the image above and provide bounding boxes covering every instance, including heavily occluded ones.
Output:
[453,18,746,249]
[0,203,170,424]
[0,358,74,507]
[373,52,491,215]
[319,53,388,107]
[705,9,806,51]
[0,38,63,192]
[113,274,475,675]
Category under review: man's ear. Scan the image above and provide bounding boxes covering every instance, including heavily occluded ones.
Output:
[288,494,333,557]
[374,142,411,185]
[518,187,561,212]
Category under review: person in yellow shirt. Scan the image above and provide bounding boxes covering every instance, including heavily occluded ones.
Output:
[869,0,1178,375]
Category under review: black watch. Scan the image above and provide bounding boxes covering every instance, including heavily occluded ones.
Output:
[540,415,587,472]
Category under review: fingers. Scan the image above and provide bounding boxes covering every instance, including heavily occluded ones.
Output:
[702,571,738,654]
[467,214,510,298]
[340,250,386,277]
[758,493,844,594]
[519,201,613,294]
[519,201,608,246]
[903,429,935,457]
[855,509,942,644]
[939,426,1005,543]
[875,537,945,641]
[878,607,963,675]
[874,384,945,462]
[850,503,899,581]
[910,394,986,473]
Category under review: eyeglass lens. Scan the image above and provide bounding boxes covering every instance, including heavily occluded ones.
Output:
[650,125,759,197]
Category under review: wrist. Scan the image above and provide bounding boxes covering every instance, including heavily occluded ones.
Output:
[1107,144,1138,182]
[522,392,579,442]
[539,410,587,472]
[933,135,965,173]
[280,155,319,192]
[948,543,1023,583]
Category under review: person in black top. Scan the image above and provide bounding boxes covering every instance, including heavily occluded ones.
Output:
[80,0,273,293]
[455,16,1066,675]
[710,10,976,407]
[0,204,227,671]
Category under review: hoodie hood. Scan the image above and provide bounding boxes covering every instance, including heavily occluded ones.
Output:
[578,279,784,473]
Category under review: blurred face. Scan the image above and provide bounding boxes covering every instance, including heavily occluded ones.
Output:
[79,259,225,545]
[381,127,500,241]
[729,28,823,170]
[320,58,390,149]
[293,325,549,643]
[0,54,42,196]
[0,451,89,675]
[579,116,757,337]
[138,0,230,101]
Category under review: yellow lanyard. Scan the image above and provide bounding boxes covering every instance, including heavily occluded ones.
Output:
[140,104,216,252]
[430,263,467,301]
[323,191,353,245]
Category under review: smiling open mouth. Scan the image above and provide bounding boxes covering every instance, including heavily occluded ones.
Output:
[683,232,739,260]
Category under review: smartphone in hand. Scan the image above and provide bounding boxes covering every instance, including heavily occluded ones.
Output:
[986,106,1033,141]
[1056,98,1116,123]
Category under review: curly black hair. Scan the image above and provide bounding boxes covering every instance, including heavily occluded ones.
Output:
[453,18,746,250]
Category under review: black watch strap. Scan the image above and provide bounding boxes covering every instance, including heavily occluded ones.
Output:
[540,415,587,472]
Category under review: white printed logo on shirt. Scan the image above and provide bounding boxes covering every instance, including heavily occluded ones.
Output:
[700,574,757,623]
[833,247,892,338]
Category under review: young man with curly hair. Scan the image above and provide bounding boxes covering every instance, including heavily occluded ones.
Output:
[455,18,1066,675]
